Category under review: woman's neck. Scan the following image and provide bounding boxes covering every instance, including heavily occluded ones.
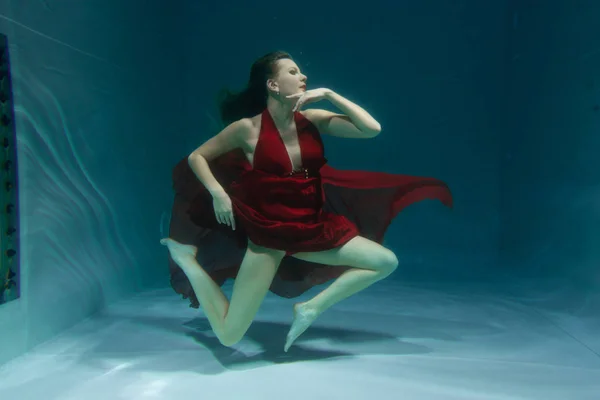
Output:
[266,96,295,126]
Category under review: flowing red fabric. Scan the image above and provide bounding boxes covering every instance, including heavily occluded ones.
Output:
[168,109,453,308]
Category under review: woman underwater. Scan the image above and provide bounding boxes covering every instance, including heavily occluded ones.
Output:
[161,51,453,352]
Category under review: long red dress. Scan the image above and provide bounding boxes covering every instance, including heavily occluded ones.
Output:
[168,109,453,308]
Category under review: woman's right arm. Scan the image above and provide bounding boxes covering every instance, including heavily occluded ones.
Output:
[188,118,252,197]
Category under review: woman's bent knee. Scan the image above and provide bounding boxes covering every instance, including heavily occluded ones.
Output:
[219,334,242,347]
[218,327,245,347]
[377,249,399,275]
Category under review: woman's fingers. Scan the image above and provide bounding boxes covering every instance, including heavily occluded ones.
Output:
[216,211,235,230]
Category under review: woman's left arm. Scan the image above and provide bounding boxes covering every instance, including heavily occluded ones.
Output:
[291,89,382,138]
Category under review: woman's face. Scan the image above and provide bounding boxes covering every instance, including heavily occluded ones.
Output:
[268,59,307,99]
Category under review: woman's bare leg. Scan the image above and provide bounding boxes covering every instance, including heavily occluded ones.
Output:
[161,238,284,346]
[284,236,398,351]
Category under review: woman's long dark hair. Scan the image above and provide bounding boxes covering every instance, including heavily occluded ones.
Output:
[218,51,292,126]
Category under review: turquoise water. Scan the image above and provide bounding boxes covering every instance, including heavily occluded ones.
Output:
[0,1,598,398]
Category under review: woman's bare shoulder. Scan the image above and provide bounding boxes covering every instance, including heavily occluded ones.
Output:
[299,109,321,127]
[222,115,260,139]
[228,115,261,152]
[244,114,262,138]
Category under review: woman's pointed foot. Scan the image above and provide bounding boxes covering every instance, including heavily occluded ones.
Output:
[284,303,320,352]
[160,238,197,266]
